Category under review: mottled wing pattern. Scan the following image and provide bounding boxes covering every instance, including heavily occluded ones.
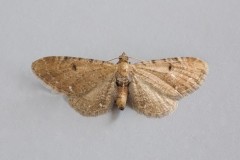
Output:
[129,57,208,117]
[129,77,178,117]
[32,56,117,116]
[68,75,117,116]
[32,56,116,96]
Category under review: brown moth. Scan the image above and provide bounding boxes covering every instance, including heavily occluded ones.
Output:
[32,53,208,117]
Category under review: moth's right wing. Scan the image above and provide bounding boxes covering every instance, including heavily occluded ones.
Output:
[128,57,208,117]
[128,76,178,117]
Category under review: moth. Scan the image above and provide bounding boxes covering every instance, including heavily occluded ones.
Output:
[32,52,208,117]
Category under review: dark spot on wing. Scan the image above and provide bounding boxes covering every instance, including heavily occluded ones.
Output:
[141,62,147,66]
[152,60,156,63]
[172,58,178,61]
[168,63,172,71]
[71,63,77,71]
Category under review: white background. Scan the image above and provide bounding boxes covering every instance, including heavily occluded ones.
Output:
[1,0,240,159]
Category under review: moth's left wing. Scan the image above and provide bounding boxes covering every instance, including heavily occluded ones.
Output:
[32,56,118,116]
[32,56,117,96]
[68,74,117,116]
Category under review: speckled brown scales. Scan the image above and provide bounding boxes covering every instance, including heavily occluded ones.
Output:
[32,53,208,117]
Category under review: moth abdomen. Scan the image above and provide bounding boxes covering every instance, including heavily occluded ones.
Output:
[116,86,128,110]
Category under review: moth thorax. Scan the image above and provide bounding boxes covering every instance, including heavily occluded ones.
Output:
[117,62,129,77]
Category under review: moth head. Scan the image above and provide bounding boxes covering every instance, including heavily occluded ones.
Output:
[118,52,129,63]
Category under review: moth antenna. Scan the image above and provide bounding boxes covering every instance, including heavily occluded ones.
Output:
[107,57,119,62]
[128,56,145,62]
